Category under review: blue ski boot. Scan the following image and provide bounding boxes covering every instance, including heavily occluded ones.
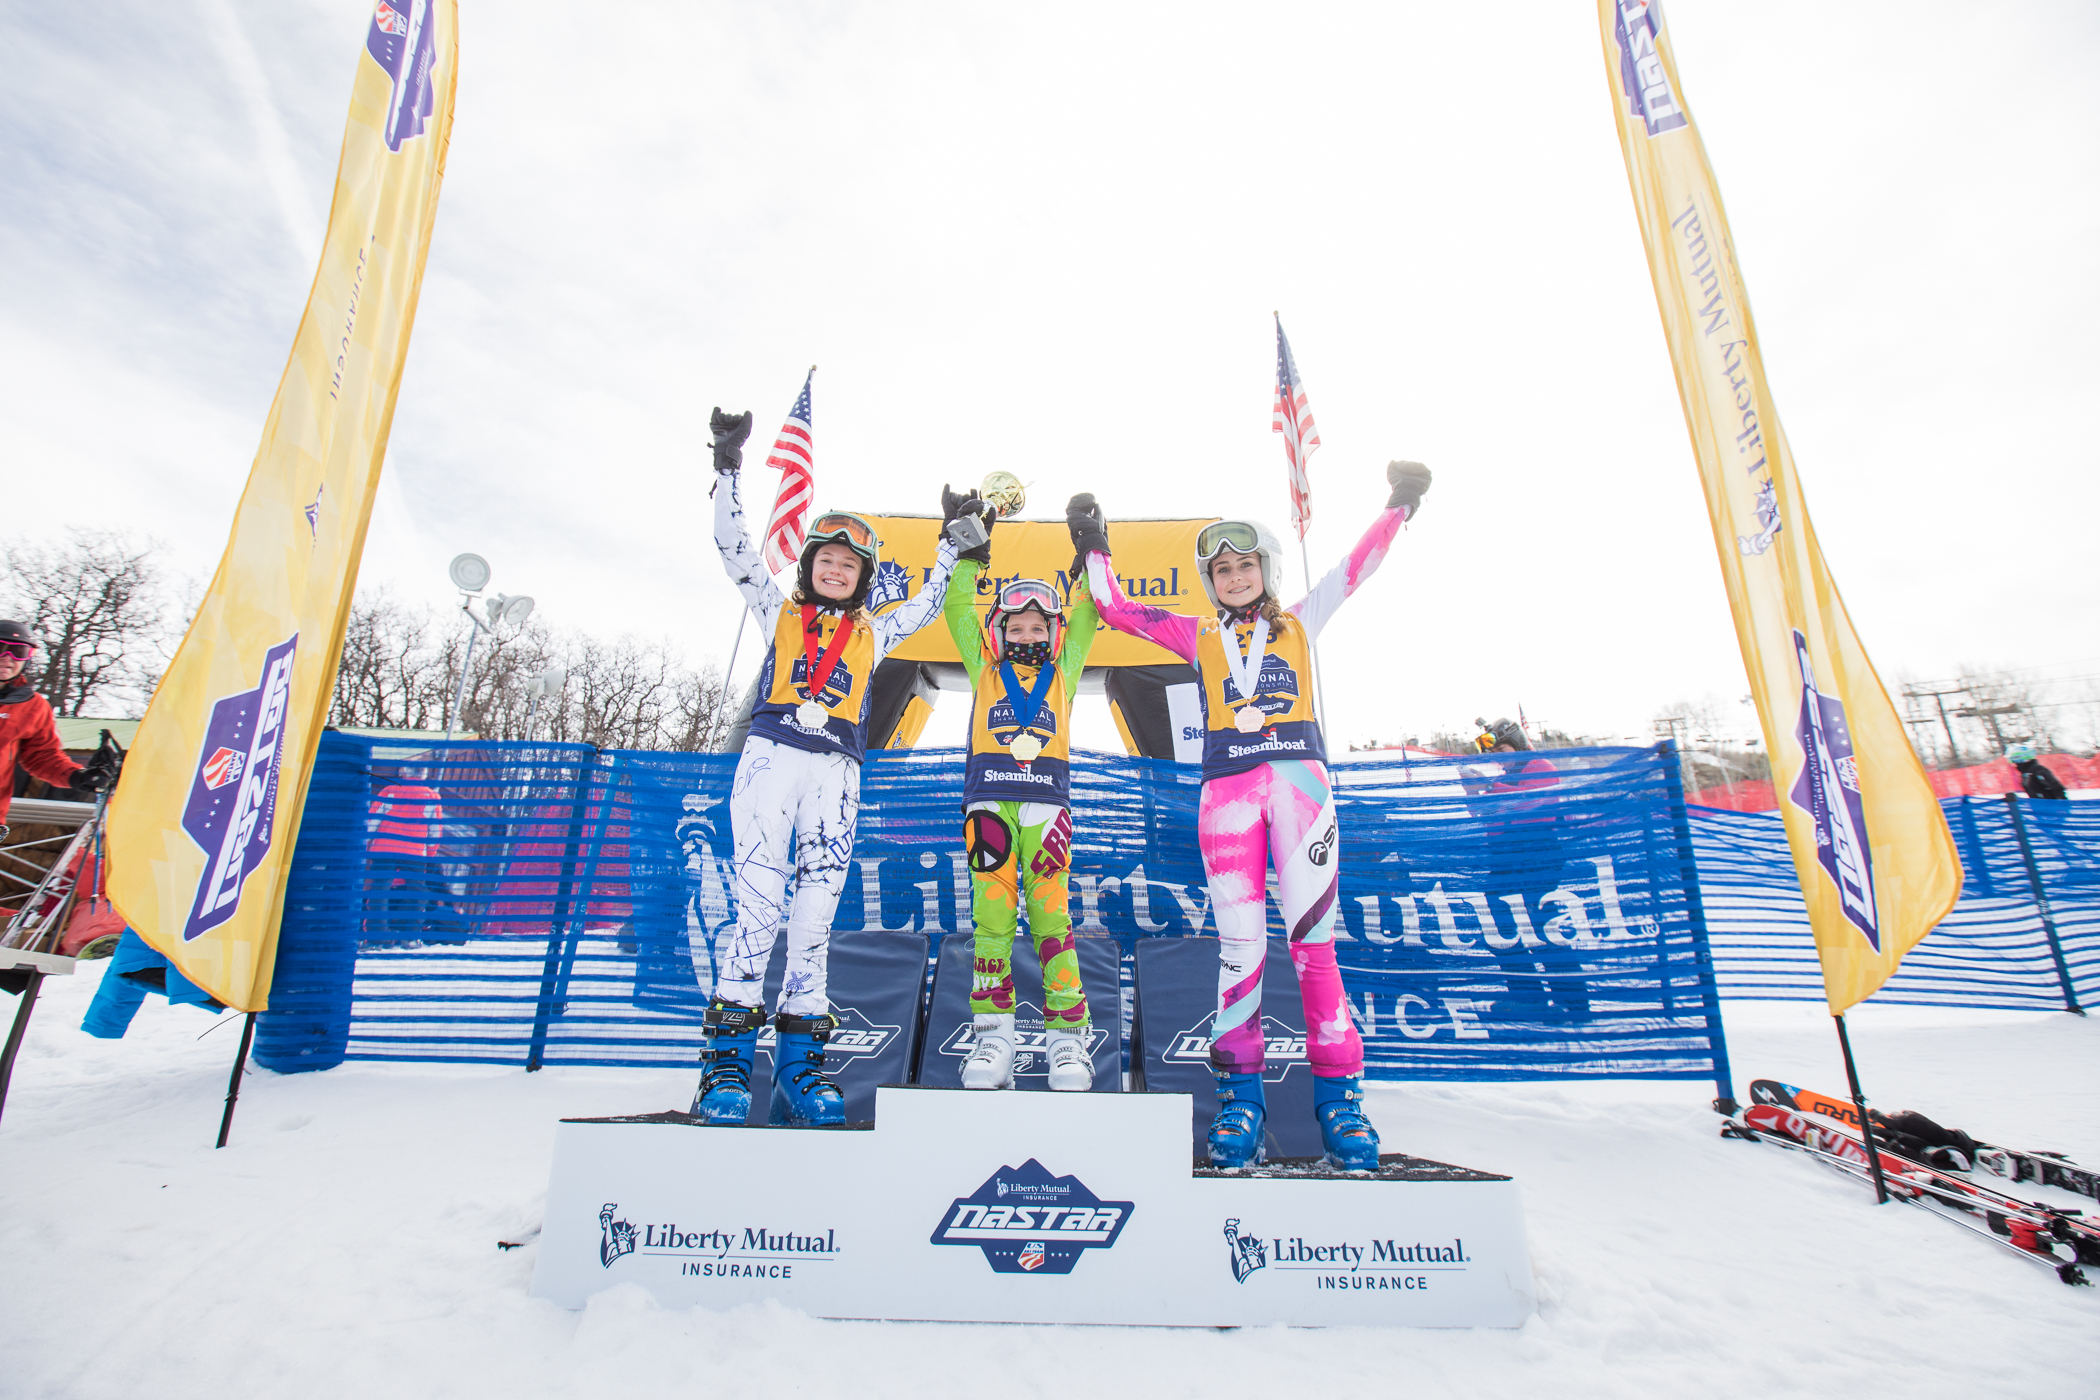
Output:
[1314,1074,1382,1171]
[768,1011,847,1127]
[692,998,764,1125]
[1208,1070,1268,1167]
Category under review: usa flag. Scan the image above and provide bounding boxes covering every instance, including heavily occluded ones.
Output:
[1271,315,1320,540]
[761,368,816,574]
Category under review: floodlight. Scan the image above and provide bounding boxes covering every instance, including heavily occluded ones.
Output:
[493,594,535,627]
[449,553,491,592]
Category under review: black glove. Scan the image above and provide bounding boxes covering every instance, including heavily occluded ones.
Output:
[709,408,754,474]
[1386,460,1432,516]
[942,485,996,566]
[1066,493,1109,558]
[68,758,116,796]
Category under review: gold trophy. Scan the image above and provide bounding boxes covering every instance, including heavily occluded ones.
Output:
[980,471,1027,519]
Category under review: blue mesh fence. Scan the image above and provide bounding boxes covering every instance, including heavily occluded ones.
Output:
[1695,792,2098,1010]
[253,733,2090,1089]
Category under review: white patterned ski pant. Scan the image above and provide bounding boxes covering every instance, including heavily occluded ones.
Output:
[713,735,861,1016]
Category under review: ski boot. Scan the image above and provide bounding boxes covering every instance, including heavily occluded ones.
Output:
[1045,1028,1093,1091]
[961,1014,1016,1090]
[692,998,764,1125]
[768,1011,847,1127]
[1208,1070,1267,1167]
[1313,1074,1382,1171]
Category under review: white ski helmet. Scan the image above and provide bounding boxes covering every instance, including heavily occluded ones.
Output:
[1194,519,1285,612]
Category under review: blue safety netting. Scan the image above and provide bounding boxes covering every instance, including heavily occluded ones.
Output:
[259,735,1740,1095]
[253,733,2092,1091]
[1695,792,2098,1010]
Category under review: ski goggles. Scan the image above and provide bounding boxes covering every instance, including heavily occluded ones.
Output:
[1475,733,1499,753]
[0,640,35,661]
[1194,521,1265,561]
[993,578,1063,619]
[805,512,881,558]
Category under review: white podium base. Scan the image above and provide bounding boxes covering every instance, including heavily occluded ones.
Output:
[530,1086,1534,1328]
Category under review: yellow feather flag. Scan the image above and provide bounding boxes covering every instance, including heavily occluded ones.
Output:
[107,1,458,1011]
[1597,1,1960,1014]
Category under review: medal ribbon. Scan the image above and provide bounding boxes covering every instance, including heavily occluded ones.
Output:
[998,658,1058,739]
[1218,615,1270,716]
[798,605,856,710]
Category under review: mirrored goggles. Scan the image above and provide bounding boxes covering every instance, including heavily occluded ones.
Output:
[994,579,1063,618]
[1474,733,1498,753]
[0,640,35,661]
[805,512,880,556]
[1194,521,1264,561]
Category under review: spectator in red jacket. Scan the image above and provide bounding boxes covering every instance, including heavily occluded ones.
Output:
[0,620,111,833]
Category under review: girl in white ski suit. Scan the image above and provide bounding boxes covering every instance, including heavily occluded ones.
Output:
[697,416,956,1125]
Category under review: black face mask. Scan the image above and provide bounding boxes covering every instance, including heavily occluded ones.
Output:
[1004,640,1052,669]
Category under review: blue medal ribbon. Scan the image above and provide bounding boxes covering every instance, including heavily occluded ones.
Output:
[998,658,1057,738]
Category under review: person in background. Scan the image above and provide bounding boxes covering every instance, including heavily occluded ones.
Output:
[2006,744,2067,801]
[363,766,445,948]
[1465,717,1592,1024]
[0,620,115,837]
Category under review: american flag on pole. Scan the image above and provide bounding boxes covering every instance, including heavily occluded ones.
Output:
[1271,315,1320,540]
[760,368,816,574]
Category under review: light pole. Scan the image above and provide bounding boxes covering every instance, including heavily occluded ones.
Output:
[444,553,535,742]
[524,665,567,742]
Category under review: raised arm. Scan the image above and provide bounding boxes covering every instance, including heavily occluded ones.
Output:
[1290,462,1431,640]
[874,534,960,654]
[1057,570,1099,691]
[1083,552,1200,663]
[709,409,786,630]
[944,556,989,685]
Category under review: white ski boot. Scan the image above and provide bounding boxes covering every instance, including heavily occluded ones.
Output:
[961,1014,1015,1089]
[1045,1029,1093,1091]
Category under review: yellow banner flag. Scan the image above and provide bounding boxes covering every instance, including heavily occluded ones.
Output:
[107,2,458,1011]
[854,514,1219,669]
[1597,1,1959,1012]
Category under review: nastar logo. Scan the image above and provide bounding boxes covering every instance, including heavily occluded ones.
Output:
[985,699,1059,747]
[938,1003,1109,1083]
[1224,1218,1267,1283]
[929,1160,1133,1275]
[1162,1012,1306,1081]
[787,655,856,712]
[599,1204,637,1268]
[867,560,913,611]
[181,635,298,942]
[1611,0,1687,138]
[1787,631,1879,948]
[756,1004,898,1060]
[364,0,437,152]
[1219,655,1300,709]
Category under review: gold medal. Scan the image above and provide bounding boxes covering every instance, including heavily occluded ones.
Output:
[796,700,830,729]
[1010,732,1045,763]
[1234,707,1266,734]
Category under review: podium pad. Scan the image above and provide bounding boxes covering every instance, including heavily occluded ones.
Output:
[530,1087,1534,1328]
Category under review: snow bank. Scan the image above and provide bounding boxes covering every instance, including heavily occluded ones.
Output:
[3,964,2094,1399]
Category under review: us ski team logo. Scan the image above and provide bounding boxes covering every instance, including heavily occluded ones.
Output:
[929,1160,1133,1275]
[365,0,438,152]
[181,635,298,942]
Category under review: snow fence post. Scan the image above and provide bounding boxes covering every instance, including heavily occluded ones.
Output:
[2000,792,2084,1015]
[1659,740,1736,1113]
[528,747,600,1070]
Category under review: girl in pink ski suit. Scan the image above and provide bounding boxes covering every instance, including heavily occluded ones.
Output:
[1069,461,1429,1167]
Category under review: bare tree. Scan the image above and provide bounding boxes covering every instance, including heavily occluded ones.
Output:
[1,528,168,716]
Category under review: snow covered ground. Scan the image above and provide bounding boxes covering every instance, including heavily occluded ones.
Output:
[3,963,2095,1400]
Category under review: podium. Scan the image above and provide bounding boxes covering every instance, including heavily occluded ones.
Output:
[529,1087,1534,1328]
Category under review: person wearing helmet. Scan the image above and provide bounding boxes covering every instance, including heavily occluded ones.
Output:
[0,620,111,836]
[1462,717,1591,1024]
[697,407,962,1128]
[2005,744,2067,801]
[938,486,1101,1092]
[1070,460,1432,1170]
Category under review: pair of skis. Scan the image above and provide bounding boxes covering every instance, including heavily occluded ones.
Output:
[1725,1080,2099,1288]
[1750,1079,2100,1204]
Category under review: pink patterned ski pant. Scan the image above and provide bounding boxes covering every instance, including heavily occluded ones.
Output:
[1198,759,1362,1077]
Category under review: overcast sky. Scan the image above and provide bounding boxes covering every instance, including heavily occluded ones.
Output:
[5,1,2096,752]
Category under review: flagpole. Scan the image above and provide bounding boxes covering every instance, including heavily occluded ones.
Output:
[1833,1013,1891,1205]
